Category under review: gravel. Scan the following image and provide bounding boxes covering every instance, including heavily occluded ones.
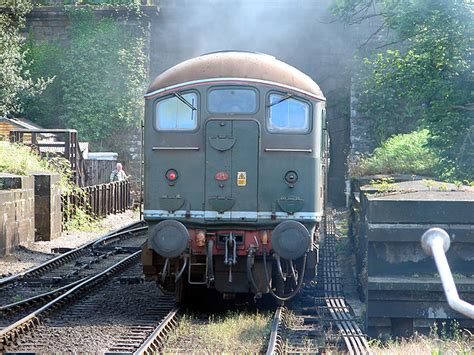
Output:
[0,210,139,277]
[4,263,170,354]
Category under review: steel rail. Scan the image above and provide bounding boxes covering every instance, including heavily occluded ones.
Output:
[322,212,371,355]
[0,251,141,350]
[265,306,285,355]
[133,307,180,355]
[0,221,146,289]
[0,277,89,316]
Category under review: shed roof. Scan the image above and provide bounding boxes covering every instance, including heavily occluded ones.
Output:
[0,117,43,130]
[147,51,325,99]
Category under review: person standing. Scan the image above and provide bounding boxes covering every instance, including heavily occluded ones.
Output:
[110,162,127,182]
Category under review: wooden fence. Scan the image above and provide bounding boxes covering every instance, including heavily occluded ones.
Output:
[83,159,117,186]
[62,179,131,223]
[10,129,85,186]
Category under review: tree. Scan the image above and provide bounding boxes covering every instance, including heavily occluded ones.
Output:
[0,0,49,115]
[61,8,146,151]
[332,0,474,178]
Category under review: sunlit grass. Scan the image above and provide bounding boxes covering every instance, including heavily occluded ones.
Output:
[162,311,272,353]
[371,322,473,355]
[0,141,51,175]
[370,333,473,354]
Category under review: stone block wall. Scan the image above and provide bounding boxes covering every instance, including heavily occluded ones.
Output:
[350,179,474,337]
[0,174,35,256]
[34,173,62,241]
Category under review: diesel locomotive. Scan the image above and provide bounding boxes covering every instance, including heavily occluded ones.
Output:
[142,51,329,302]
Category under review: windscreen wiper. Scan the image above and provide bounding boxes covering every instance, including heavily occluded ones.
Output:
[267,93,294,108]
[173,92,197,111]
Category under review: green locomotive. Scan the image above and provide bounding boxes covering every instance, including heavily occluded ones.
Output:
[142,51,329,302]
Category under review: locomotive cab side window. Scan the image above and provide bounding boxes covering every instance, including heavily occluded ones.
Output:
[155,92,198,130]
[267,93,310,133]
[208,88,257,114]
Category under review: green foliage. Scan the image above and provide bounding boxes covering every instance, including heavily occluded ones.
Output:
[354,130,439,176]
[22,38,64,128]
[0,140,73,188]
[369,177,398,193]
[63,205,99,231]
[61,7,146,148]
[0,0,51,115]
[0,140,52,175]
[18,6,146,154]
[332,0,474,179]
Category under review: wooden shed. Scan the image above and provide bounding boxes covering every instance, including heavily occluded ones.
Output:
[0,117,44,139]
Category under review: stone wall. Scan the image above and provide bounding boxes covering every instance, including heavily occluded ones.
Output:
[34,173,62,241]
[350,179,474,337]
[23,6,158,45]
[350,85,378,156]
[0,174,35,256]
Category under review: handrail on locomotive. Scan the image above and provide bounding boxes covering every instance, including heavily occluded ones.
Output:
[421,228,474,319]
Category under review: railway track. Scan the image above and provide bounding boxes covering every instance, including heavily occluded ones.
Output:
[266,211,371,354]
[0,232,181,353]
[0,221,184,354]
[0,221,147,323]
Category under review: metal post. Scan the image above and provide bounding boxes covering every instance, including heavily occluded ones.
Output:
[421,228,474,319]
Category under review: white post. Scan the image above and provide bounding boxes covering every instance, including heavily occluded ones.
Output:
[421,228,474,319]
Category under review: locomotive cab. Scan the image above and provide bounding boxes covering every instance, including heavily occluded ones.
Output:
[142,52,328,302]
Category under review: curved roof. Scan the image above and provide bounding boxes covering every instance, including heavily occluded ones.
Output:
[147,51,325,99]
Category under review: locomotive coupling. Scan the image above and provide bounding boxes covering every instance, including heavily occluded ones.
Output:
[271,221,311,260]
[148,220,189,258]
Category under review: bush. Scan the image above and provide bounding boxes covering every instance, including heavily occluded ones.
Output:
[61,8,146,149]
[22,38,64,128]
[350,129,439,176]
[0,0,50,115]
[0,140,51,175]
[0,141,74,189]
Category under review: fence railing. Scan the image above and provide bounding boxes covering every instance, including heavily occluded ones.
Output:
[62,179,131,223]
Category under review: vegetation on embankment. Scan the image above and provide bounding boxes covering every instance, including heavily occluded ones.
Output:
[0,141,70,184]
[349,129,439,177]
[333,0,473,180]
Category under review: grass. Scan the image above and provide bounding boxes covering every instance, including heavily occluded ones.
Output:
[349,129,439,177]
[0,141,52,175]
[0,141,72,190]
[370,331,473,354]
[162,311,272,353]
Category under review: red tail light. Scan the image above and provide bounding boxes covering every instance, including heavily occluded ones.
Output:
[166,169,178,181]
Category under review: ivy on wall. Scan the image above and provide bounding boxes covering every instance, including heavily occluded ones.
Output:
[0,0,50,115]
[21,5,147,154]
[62,7,147,149]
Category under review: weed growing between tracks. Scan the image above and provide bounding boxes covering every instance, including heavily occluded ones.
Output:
[162,311,272,353]
[370,329,473,354]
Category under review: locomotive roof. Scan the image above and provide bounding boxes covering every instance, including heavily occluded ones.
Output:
[146,52,325,100]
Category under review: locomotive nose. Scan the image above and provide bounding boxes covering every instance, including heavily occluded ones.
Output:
[272,221,311,260]
[148,220,189,258]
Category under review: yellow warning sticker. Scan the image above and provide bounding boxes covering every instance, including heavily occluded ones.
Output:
[237,171,247,186]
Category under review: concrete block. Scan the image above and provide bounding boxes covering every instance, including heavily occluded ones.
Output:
[33,173,61,241]
[0,175,35,256]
